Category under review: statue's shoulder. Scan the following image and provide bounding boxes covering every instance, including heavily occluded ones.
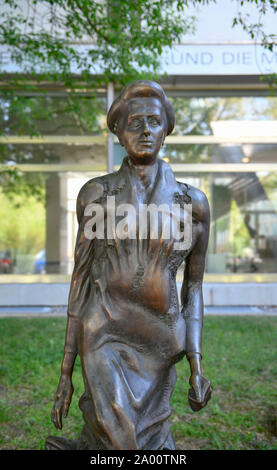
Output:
[76,170,121,222]
[77,170,121,207]
[177,181,210,224]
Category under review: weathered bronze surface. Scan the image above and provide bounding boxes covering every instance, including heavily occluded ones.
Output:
[46,80,212,451]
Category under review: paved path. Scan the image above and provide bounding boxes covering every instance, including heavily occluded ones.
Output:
[0,305,277,318]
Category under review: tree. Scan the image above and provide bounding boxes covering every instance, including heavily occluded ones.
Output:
[232,0,277,51]
[231,0,277,89]
[0,0,276,139]
[0,0,196,201]
[0,0,196,136]
[0,0,276,194]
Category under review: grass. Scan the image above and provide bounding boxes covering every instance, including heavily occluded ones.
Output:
[0,316,276,450]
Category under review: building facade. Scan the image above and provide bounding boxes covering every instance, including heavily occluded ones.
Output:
[0,1,277,307]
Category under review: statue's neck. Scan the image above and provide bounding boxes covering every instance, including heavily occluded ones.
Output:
[127,156,159,190]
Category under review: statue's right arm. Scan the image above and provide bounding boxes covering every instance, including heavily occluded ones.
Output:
[52,183,95,429]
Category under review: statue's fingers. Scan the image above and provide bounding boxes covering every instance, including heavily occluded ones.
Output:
[200,378,212,403]
[55,407,62,429]
[190,377,201,402]
[194,386,201,402]
[147,237,155,257]
[51,414,60,429]
[63,401,70,418]
[202,383,212,406]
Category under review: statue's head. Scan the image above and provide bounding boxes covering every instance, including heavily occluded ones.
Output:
[107,80,175,165]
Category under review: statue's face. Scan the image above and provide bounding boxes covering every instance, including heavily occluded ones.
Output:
[118,97,166,165]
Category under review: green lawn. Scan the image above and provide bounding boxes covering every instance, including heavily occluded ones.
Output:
[0,316,276,450]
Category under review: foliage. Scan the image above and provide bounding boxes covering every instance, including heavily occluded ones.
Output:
[232,0,277,91]
[0,0,276,139]
[262,173,277,211]
[0,0,196,138]
[0,184,45,256]
[1,0,194,81]
[229,199,251,257]
[232,0,277,51]
[0,0,196,194]
[0,0,276,196]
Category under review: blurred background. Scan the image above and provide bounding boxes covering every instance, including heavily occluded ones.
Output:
[0,0,277,308]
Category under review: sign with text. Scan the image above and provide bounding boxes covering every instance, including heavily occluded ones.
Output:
[1,43,276,76]
[161,44,277,75]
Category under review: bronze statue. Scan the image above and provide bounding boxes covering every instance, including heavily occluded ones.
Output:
[46,80,212,451]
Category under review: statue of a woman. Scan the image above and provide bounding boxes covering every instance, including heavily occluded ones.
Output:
[46,80,212,451]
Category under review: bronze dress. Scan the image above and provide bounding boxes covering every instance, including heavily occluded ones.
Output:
[68,157,192,450]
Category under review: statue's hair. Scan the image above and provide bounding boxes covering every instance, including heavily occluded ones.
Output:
[107,80,175,136]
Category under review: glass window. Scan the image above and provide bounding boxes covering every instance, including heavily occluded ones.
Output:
[0,143,107,168]
[0,170,102,275]
[176,171,277,274]
[1,169,276,276]
[0,95,107,136]
[169,96,277,136]
[160,143,277,165]
[0,94,107,169]
[115,95,277,167]
[1,92,277,279]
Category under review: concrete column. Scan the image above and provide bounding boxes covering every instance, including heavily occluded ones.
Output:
[45,174,61,274]
[107,81,114,173]
[60,173,70,274]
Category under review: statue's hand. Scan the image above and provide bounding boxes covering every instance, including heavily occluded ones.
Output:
[51,374,74,429]
[188,373,212,412]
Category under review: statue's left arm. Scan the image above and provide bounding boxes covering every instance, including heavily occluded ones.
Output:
[180,189,212,411]
[51,183,95,429]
